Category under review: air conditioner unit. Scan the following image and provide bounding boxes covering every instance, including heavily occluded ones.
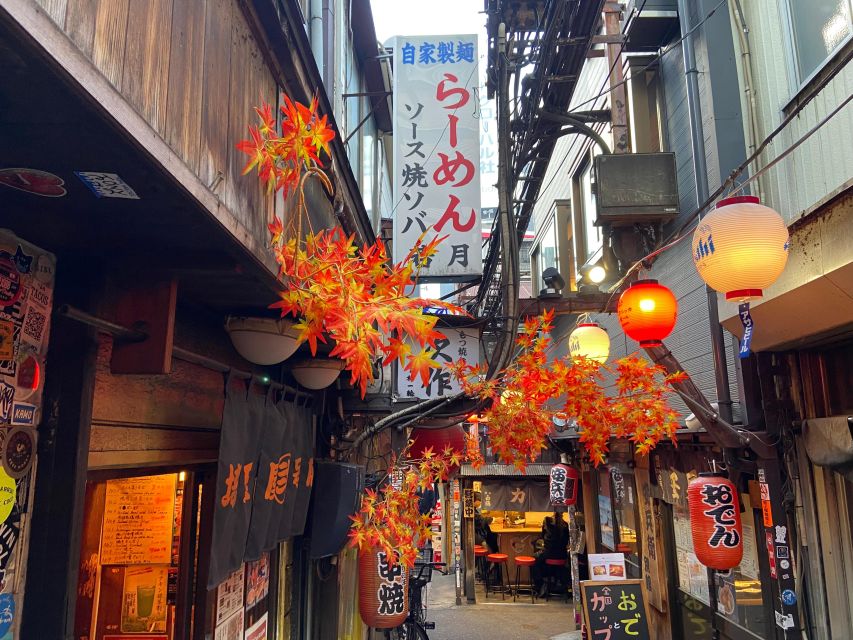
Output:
[594,152,679,224]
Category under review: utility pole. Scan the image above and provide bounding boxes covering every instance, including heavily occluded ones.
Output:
[604,2,629,154]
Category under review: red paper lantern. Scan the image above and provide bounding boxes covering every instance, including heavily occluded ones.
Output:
[409,426,467,474]
[688,474,743,570]
[358,547,409,628]
[549,464,579,506]
[617,279,678,347]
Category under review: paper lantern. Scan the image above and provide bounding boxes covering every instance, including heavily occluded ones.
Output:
[549,464,579,507]
[409,426,467,474]
[692,195,789,302]
[617,279,677,347]
[569,323,610,363]
[688,474,743,570]
[358,547,409,628]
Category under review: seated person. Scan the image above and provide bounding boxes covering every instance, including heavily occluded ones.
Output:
[532,510,570,597]
[473,494,499,554]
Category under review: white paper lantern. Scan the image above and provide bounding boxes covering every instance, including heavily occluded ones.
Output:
[692,196,789,302]
[568,323,610,363]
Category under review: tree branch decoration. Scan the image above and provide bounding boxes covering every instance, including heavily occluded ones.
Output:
[348,446,461,567]
[238,95,464,396]
[450,311,686,469]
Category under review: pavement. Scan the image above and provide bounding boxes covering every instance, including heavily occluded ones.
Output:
[422,572,582,640]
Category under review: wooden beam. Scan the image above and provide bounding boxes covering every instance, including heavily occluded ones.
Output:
[517,293,616,318]
[110,279,177,375]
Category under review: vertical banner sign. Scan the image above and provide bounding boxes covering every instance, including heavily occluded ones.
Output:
[395,326,479,400]
[393,35,482,280]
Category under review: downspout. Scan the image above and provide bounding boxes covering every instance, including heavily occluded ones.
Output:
[729,0,763,202]
[309,0,324,79]
[676,0,734,425]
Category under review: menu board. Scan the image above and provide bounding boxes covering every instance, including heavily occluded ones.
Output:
[581,579,651,640]
[101,475,177,565]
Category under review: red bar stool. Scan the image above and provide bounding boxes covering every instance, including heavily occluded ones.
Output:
[513,555,536,603]
[473,545,488,583]
[486,553,510,600]
[544,557,570,602]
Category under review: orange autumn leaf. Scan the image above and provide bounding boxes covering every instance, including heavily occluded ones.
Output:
[405,348,443,387]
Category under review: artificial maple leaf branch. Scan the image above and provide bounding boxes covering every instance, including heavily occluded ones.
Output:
[348,445,461,567]
[238,94,469,396]
[451,312,683,469]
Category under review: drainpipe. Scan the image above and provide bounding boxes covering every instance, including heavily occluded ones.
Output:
[676,0,734,425]
[309,0,324,79]
[730,0,764,202]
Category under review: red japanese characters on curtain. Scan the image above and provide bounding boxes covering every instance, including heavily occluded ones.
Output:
[358,547,409,629]
[549,464,579,507]
[688,474,743,570]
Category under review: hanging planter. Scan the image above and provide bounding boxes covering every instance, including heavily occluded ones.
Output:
[290,357,344,389]
[568,322,610,363]
[549,464,579,507]
[225,316,300,365]
[617,279,677,347]
[692,195,789,302]
[358,547,409,628]
[688,474,743,570]
[409,425,467,474]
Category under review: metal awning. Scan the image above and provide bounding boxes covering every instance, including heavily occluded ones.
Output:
[459,463,552,477]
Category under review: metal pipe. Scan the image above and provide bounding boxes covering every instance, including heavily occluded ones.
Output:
[730,0,763,202]
[677,0,734,425]
[56,305,311,399]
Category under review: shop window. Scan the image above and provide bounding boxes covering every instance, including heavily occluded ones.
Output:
[712,494,771,637]
[784,0,852,87]
[609,467,642,579]
[572,155,601,269]
[531,218,558,293]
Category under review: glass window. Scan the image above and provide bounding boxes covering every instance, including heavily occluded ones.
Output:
[713,495,771,637]
[597,467,615,551]
[578,161,601,262]
[532,219,558,292]
[610,468,642,579]
[787,0,852,82]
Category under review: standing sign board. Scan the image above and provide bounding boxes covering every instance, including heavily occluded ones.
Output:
[392,35,482,280]
[581,579,651,640]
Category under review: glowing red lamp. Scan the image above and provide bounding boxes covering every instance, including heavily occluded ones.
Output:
[617,279,677,347]
[688,474,744,570]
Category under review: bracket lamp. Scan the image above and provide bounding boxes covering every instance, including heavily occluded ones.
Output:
[291,358,345,389]
[226,316,300,365]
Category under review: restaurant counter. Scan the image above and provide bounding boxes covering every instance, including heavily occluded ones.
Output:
[491,526,542,575]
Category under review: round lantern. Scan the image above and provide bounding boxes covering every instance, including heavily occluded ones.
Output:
[409,425,467,474]
[617,279,677,347]
[692,195,789,302]
[358,547,409,628]
[687,474,743,570]
[549,464,579,507]
[569,323,610,363]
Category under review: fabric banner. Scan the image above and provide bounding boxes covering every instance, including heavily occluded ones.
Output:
[244,391,290,561]
[525,480,551,512]
[479,482,507,511]
[208,383,264,588]
[289,403,314,536]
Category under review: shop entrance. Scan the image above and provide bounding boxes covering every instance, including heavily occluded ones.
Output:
[74,469,212,640]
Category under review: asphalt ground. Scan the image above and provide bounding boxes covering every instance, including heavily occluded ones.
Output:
[423,572,581,640]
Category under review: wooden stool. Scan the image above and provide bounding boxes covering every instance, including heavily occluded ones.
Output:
[486,553,510,600]
[513,555,536,603]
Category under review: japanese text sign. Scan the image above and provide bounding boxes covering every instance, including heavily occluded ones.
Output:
[581,580,651,640]
[394,326,478,400]
[393,35,482,280]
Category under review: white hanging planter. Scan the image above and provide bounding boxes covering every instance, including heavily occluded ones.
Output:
[290,358,344,389]
[225,316,301,365]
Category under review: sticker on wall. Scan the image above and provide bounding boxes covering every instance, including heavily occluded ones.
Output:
[0,593,13,636]
[74,171,140,199]
[14,355,39,401]
[0,324,12,362]
[8,404,35,427]
[1,427,34,478]
[0,383,12,424]
[0,259,22,309]
[0,470,15,525]
[0,168,66,197]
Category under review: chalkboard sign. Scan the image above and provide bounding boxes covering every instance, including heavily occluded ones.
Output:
[581,579,651,640]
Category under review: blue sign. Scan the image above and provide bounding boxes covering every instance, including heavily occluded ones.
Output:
[738,303,753,359]
[781,589,797,606]
[0,593,14,636]
[10,402,35,426]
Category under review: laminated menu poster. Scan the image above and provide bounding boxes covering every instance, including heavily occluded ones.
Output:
[244,613,268,640]
[214,609,244,640]
[215,568,245,626]
[101,475,177,565]
[581,579,651,640]
[121,565,168,633]
[588,553,627,581]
